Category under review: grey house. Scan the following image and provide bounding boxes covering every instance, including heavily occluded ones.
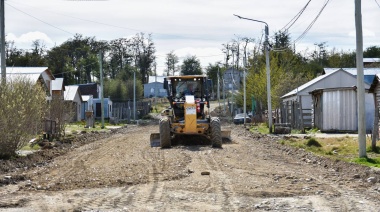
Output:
[64,85,83,122]
[281,68,374,132]
[144,76,167,98]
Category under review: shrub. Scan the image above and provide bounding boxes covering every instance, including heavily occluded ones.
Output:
[0,77,47,159]
[305,138,322,147]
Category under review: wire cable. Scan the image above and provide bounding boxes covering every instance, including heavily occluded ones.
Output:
[281,0,312,32]
[375,0,380,8]
[6,3,75,36]
[294,0,331,43]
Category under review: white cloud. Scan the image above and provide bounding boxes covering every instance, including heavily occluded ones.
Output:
[348,28,376,37]
[6,31,54,48]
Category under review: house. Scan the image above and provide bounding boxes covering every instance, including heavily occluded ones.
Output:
[144,82,167,98]
[364,58,380,67]
[281,68,374,131]
[77,83,99,98]
[80,95,93,120]
[52,78,65,99]
[143,76,168,98]
[369,74,380,139]
[75,83,113,119]
[93,98,113,119]
[4,67,55,99]
[64,85,83,122]
[323,68,380,85]
[223,68,241,91]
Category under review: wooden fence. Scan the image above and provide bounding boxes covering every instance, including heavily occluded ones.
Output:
[278,100,312,132]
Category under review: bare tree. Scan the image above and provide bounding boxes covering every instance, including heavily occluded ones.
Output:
[165,51,179,76]
[0,77,47,159]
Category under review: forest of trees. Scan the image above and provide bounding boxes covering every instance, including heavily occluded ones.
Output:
[5,31,380,108]
[208,31,380,112]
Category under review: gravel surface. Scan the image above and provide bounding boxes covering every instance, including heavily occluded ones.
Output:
[0,123,380,211]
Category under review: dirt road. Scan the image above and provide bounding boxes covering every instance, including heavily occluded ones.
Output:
[1,124,380,211]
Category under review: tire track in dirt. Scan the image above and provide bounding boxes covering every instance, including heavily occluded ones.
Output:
[197,150,237,211]
[142,150,166,204]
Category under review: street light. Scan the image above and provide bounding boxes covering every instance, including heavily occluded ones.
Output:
[234,14,272,133]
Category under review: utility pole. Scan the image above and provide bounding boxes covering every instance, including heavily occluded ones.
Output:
[98,52,105,129]
[234,14,272,133]
[217,62,221,110]
[223,77,226,113]
[243,56,247,126]
[133,71,136,122]
[0,0,5,83]
[355,0,366,158]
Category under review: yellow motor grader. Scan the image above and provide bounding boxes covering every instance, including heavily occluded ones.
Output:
[150,75,230,148]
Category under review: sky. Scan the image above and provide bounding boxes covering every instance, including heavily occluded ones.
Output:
[4,0,380,75]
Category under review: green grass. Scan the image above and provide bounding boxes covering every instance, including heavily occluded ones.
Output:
[279,135,380,168]
[250,123,269,134]
[352,157,380,168]
[150,102,170,114]
[65,122,112,134]
[20,143,41,151]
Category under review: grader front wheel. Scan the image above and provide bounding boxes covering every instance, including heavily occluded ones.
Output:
[159,117,171,148]
[210,117,222,148]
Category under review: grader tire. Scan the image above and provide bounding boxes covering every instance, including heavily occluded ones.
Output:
[159,117,171,148]
[210,117,222,148]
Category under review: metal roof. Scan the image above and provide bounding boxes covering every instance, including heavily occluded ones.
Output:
[323,68,380,75]
[323,68,380,84]
[52,78,64,91]
[81,95,92,102]
[148,76,166,83]
[64,85,81,101]
[281,69,371,99]
[3,67,50,82]
[281,71,337,98]
[364,58,380,63]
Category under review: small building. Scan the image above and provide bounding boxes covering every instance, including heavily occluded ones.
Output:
[144,76,167,98]
[364,58,380,67]
[52,78,65,99]
[64,85,83,122]
[369,74,380,139]
[75,83,113,119]
[144,82,167,98]
[5,67,55,100]
[281,68,375,131]
[77,83,99,98]
[80,95,93,120]
[310,87,374,132]
[93,98,113,119]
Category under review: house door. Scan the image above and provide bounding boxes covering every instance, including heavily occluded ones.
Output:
[96,103,101,117]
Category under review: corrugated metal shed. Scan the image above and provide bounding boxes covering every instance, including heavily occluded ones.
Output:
[310,87,374,132]
[322,88,357,132]
[282,69,367,100]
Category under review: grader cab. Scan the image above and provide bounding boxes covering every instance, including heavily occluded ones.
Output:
[150,75,230,148]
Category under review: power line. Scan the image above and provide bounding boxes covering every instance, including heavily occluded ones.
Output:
[6,1,220,42]
[281,0,312,32]
[375,0,380,8]
[294,0,331,43]
[6,3,75,36]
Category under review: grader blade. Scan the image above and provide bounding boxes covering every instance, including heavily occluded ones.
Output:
[150,133,161,147]
[221,130,231,140]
